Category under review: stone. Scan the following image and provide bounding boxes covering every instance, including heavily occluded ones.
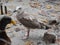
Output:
[43,32,56,44]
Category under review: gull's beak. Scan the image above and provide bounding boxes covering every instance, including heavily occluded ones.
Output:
[11,20,16,25]
[13,10,17,12]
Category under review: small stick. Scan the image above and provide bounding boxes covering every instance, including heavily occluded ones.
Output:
[4,6,7,14]
[1,3,3,15]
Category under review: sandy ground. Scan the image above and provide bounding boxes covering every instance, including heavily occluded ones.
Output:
[0,0,60,45]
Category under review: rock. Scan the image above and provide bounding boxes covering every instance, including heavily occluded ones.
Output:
[43,32,56,44]
[25,40,34,45]
[46,5,52,9]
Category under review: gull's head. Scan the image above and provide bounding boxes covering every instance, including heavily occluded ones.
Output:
[14,6,24,14]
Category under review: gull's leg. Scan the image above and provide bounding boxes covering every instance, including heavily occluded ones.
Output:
[27,28,30,38]
[23,28,30,39]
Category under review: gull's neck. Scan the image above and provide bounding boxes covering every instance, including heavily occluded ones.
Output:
[18,11,24,15]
